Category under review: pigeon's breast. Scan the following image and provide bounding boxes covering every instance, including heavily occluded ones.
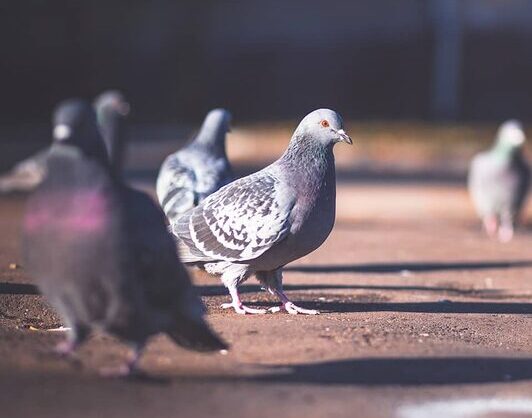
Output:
[251,166,336,270]
[23,189,111,235]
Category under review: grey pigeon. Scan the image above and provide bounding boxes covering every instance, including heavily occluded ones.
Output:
[93,90,130,177]
[0,90,129,192]
[156,108,233,221]
[172,109,352,315]
[468,120,530,242]
[22,99,226,376]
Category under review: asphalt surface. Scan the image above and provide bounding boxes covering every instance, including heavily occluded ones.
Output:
[0,179,531,418]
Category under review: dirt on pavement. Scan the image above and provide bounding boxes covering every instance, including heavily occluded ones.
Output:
[0,176,531,418]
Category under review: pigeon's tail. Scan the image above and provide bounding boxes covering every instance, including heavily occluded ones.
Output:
[177,240,209,263]
[168,318,228,352]
[169,220,213,263]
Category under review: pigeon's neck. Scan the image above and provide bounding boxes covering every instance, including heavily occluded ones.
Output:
[47,144,108,178]
[492,142,522,161]
[193,121,227,156]
[281,135,335,189]
[97,111,127,178]
[55,128,110,168]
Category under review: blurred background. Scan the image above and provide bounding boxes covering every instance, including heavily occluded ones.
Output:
[3,0,532,124]
[1,0,531,204]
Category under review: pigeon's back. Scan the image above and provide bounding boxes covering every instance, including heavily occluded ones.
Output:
[157,145,233,220]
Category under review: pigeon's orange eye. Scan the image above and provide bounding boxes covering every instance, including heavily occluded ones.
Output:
[321,120,329,128]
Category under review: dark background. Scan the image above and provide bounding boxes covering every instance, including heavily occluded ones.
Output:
[2,0,532,125]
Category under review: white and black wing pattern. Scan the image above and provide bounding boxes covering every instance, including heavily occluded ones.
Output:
[156,155,198,219]
[176,172,295,262]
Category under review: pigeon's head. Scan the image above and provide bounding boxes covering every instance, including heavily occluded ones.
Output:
[94,90,130,122]
[52,99,108,163]
[204,108,232,134]
[294,109,352,147]
[496,120,526,149]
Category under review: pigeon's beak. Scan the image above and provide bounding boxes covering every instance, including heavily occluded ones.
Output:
[336,129,353,145]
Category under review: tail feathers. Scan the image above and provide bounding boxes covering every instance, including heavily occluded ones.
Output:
[177,241,210,263]
[168,318,228,352]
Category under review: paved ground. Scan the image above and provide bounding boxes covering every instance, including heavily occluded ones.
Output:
[0,178,531,418]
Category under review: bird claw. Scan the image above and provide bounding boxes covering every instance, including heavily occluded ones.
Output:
[54,340,75,357]
[221,302,267,315]
[270,302,320,315]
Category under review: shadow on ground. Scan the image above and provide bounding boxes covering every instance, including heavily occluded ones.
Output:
[303,301,532,314]
[0,283,39,295]
[250,357,532,386]
[199,283,506,297]
[285,260,532,274]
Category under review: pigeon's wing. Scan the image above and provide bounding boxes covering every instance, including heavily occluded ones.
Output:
[514,157,531,212]
[175,171,295,262]
[156,154,198,219]
[121,187,226,351]
[468,153,496,215]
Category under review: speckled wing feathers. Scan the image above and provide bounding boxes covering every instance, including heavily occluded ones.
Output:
[177,172,294,262]
[156,155,197,218]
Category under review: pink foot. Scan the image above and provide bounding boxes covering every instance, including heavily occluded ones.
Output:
[221,302,267,314]
[269,302,319,315]
[54,340,76,356]
[498,226,514,243]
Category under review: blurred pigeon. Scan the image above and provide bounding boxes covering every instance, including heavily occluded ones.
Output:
[0,90,129,192]
[173,109,352,315]
[0,148,49,193]
[93,90,130,177]
[22,99,226,376]
[156,108,233,221]
[468,120,530,242]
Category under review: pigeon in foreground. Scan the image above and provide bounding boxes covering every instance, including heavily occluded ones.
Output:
[156,108,234,221]
[0,90,129,192]
[173,109,352,315]
[468,120,530,242]
[22,100,226,376]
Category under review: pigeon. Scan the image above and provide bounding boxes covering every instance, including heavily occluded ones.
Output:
[468,120,530,242]
[156,108,234,221]
[93,90,130,177]
[22,99,227,376]
[173,109,352,315]
[0,91,129,193]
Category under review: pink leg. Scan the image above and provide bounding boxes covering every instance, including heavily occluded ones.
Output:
[268,289,320,315]
[483,215,498,238]
[221,286,267,314]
